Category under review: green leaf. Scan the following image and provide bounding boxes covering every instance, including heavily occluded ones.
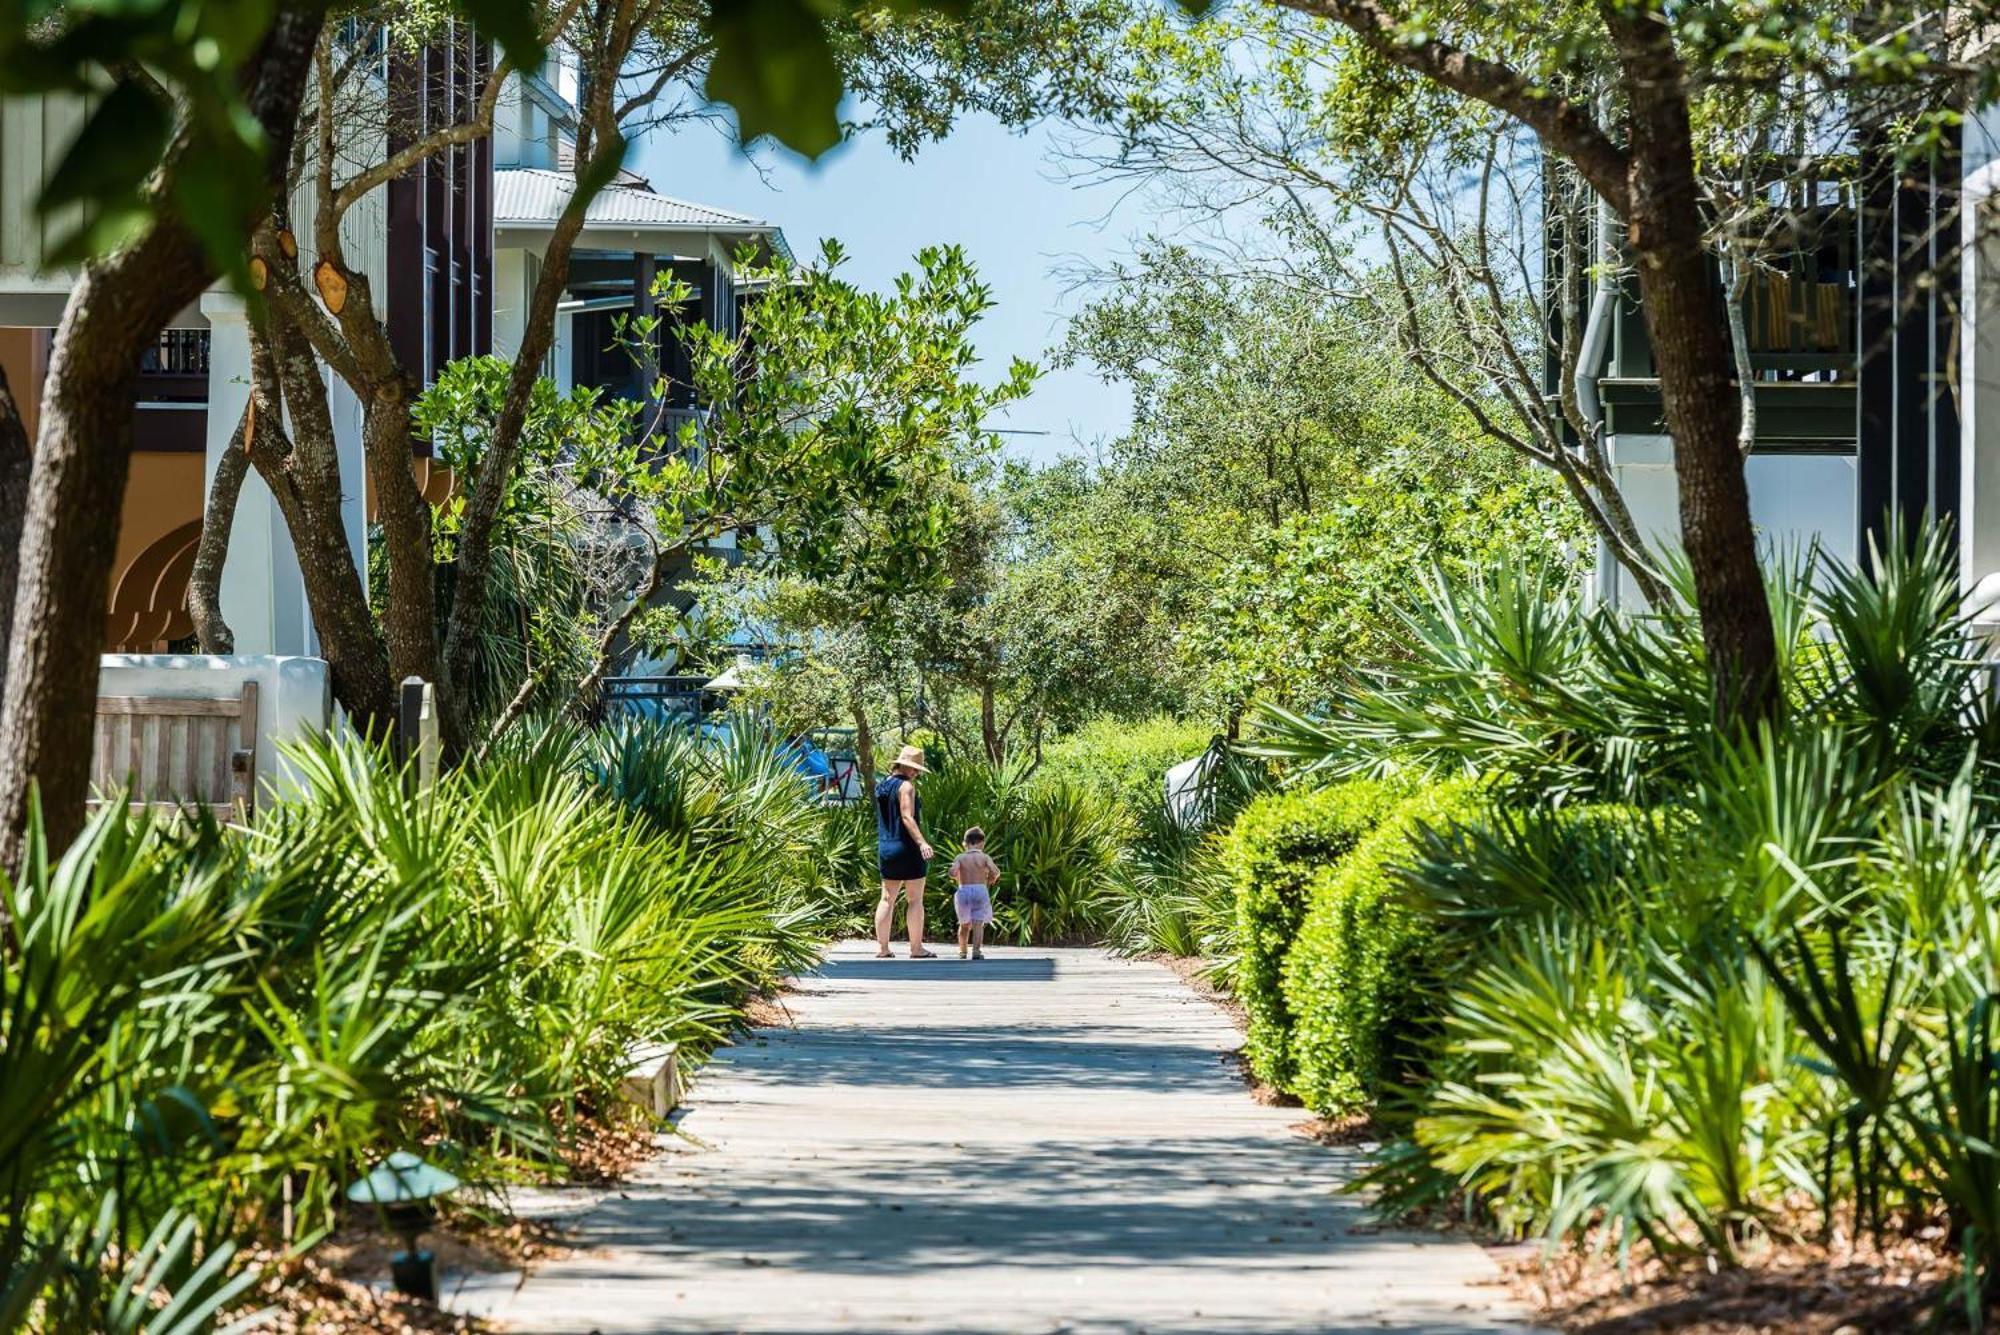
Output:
[43,202,151,267]
[703,0,844,158]
[37,79,170,217]
[171,141,261,294]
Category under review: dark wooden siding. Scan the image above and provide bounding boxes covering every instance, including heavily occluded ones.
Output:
[1856,123,1961,552]
[386,22,494,444]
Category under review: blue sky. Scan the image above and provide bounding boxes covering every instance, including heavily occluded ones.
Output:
[633,114,1144,465]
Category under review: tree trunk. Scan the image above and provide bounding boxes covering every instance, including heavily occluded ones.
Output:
[0,8,326,870]
[440,30,629,753]
[189,410,249,654]
[980,679,1002,765]
[851,691,876,784]
[0,364,31,696]
[0,296,160,860]
[1274,0,1775,724]
[361,387,438,692]
[253,318,398,733]
[1603,0,1778,724]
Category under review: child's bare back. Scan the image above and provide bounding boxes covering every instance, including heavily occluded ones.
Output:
[951,828,999,959]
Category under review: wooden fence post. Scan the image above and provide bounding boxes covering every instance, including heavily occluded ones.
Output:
[398,677,441,792]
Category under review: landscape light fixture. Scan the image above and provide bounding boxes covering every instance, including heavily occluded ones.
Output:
[346,1150,461,1302]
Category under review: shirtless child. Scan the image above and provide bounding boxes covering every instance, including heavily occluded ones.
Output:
[949,828,1000,961]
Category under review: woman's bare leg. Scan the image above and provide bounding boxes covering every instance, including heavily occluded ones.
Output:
[875,881,900,957]
[906,879,933,956]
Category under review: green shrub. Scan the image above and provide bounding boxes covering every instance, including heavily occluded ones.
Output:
[1280,777,1481,1115]
[1039,716,1214,824]
[845,759,1128,944]
[1223,775,1417,1088]
[1006,779,1127,941]
[1,722,841,1328]
[1106,800,1235,964]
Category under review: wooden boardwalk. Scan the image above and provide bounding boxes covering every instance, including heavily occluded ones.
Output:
[471,943,1544,1334]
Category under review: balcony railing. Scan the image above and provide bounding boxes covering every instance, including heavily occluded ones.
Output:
[137,330,210,378]
[1745,270,1854,368]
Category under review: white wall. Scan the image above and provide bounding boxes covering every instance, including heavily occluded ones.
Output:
[1603,433,1859,605]
[203,293,371,658]
[495,248,529,362]
[98,654,333,800]
[204,294,306,656]
[0,93,95,289]
[1962,132,2000,599]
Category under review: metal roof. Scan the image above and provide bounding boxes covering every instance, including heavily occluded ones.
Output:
[495,167,779,234]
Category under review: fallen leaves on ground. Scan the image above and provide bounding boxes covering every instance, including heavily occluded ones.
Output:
[1511,1221,1986,1334]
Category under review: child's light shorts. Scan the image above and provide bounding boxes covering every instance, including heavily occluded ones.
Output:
[953,885,994,925]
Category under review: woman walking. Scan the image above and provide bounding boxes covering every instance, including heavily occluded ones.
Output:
[874,745,937,959]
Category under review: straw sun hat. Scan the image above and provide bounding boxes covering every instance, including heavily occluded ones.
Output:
[892,745,929,773]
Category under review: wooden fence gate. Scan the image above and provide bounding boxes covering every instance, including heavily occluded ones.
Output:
[91,682,259,819]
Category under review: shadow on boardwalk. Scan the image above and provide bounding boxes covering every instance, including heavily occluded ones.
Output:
[476,945,1543,1335]
[806,956,1059,983]
[579,1134,1379,1270]
[722,1023,1234,1091]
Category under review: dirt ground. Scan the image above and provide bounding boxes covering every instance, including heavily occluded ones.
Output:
[1157,950,1981,1335]
[1510,1228,1975,1334]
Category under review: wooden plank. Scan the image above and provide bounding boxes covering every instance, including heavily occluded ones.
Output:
[0,100,32,267]
[196,721,221,808]
[88,799,244,820]
[161,715,182,801]
[39,93,88,272]
[90,713,111,798]
[137,715,160,799]
[96,696,244,717]
[173,715,196,804]
[233,682,258,815]
[112,712,134,789]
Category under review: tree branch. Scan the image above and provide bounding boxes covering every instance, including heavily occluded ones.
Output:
[1267,0,1634,214]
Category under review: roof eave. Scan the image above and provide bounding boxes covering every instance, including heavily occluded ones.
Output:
[497,219,793,264]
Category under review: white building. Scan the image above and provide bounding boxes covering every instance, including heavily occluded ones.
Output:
[1571,123,1980,607]
[0,27,787,661]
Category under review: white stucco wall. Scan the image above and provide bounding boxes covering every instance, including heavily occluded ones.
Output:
[98,654,334,800]
[1603,433,1859,606]
[1962,128,2000,600]
[201,292,370,661]
[1164,756,1207,828]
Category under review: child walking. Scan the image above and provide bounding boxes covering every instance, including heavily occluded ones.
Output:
[950,828,1000,961]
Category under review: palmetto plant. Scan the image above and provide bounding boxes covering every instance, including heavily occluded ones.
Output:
[0,783,491,1332]
[3,719,843,1331]
[1316,522,2000,1314]
[1241,549,1826,805]
[1005,780,1125,943]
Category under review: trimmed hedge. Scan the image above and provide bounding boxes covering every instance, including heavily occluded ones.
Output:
[1280,778,1483,1116]
[1039,716,1214,824]
[1223,775,1416,1089]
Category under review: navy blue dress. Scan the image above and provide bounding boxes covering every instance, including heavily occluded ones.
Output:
[875,774,928,881]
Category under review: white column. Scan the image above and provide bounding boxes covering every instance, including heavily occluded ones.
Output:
[494,248,526,361]
[553,307,573,389]
[325,371,369,600]
[1963,138,2000,598]
[202,292,311,656]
